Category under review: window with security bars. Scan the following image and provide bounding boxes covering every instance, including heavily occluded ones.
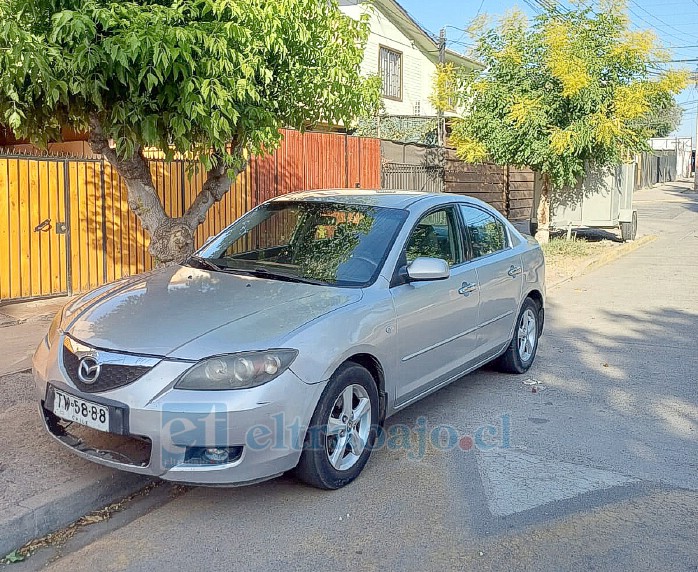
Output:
[379,46,402,100]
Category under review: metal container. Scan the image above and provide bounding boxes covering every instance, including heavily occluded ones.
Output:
[549,163,638,241]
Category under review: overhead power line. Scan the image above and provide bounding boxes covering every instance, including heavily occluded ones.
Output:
[623,1,698,45]
[658,57,698,63]
[521,0,543,15]
[626,0,698,43]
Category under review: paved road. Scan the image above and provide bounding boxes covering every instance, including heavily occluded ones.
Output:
[12,183,698,571]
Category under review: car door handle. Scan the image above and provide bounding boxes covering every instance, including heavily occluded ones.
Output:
[508,265,522,278]
[458,281,478,296]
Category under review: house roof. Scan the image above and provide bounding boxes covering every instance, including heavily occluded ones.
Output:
[370,0,482,69]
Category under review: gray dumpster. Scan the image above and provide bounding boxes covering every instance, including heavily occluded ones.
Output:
[549,162,638,241]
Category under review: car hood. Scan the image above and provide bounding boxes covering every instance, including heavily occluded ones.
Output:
[66,266,362,357]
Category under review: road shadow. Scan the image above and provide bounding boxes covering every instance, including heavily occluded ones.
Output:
[403,302,698,487]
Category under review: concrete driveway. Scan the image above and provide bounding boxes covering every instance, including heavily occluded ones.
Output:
[11,182,698,571]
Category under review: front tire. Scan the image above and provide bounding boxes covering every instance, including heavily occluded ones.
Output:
[294,363,379,489]
[496,297,541,374]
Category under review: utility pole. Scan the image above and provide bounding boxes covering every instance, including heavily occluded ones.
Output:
[694,100,698,189]
[694,67,697,190]
[437,28,446,148]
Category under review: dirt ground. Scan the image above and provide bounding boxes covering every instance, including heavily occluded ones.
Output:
[542,229,623,287]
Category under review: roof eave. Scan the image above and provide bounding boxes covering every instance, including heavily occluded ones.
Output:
[372,0,482,70]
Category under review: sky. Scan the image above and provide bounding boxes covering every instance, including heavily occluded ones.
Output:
[398,0,698,142]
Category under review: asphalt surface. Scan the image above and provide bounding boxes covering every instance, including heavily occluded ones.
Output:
[7,182,698,571]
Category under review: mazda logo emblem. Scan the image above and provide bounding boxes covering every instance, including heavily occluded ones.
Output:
[77,356,101,384]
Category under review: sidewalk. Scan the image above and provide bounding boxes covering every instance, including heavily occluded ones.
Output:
[0,296,150,556]
[632,177,698,236]
[542,177,696,288]
[0,297,69,377]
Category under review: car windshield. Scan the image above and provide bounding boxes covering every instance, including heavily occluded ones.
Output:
[192,200,408,287]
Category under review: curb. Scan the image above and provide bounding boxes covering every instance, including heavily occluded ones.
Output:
[548,234,657,291]
[1,361,32,378]
[0,471,152,556]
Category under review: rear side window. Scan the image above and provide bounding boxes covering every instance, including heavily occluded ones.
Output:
[459,205,508,259]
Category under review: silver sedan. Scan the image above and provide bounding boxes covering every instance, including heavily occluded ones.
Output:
[33,190,545,489]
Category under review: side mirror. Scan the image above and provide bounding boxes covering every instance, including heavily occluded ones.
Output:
[405,257,450,281]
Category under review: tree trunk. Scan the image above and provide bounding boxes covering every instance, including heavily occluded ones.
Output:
[88,116,243,265]
[535,173,551,244]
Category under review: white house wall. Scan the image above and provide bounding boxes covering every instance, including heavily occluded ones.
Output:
[340,2,439,116]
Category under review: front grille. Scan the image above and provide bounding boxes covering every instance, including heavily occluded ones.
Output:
[63,346,152,393]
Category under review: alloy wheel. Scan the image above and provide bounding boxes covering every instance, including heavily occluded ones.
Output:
[517,308,537,363]
[325,384,372,471]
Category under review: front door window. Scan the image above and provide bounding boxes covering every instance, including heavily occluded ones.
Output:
[405,208,462,267]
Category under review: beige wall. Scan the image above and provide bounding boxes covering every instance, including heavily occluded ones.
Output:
[340,2,439,117]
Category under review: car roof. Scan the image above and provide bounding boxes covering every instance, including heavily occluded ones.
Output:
[269,189,433,209]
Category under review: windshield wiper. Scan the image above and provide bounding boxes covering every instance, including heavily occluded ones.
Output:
[226,266,326,285]
[185,255,223,272]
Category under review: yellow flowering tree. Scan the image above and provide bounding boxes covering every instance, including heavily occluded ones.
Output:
[439,4,687,242]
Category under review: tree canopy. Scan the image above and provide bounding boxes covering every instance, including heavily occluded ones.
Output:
[433,3,687,238]
[0,0,380,262]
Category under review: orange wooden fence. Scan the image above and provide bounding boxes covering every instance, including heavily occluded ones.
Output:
[0,130,380,301]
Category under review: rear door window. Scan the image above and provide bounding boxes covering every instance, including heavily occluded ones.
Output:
[459,205,509,259]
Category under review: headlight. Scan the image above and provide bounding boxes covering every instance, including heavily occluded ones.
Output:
[174,350,299,390]
[46,310,63,348]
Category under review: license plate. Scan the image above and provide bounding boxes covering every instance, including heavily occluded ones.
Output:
[53,389,110,432]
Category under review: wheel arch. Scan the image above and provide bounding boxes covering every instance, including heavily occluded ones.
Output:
[343,353,387,425]
[524,288,545,335]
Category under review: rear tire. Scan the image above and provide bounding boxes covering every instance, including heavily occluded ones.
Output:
[496,297,541,374]
[294,363,378,490]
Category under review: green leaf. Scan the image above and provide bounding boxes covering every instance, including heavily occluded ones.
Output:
[146,72,158,91]
[4,550,25,563]
[7,110,21,130]
[142,115,158,143]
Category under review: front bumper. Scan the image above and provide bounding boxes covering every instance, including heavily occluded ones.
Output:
[33,337,325,485]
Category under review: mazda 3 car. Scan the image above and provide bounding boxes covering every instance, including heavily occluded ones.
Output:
[33,190,545,489]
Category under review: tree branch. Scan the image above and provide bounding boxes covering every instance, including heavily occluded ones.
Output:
[88,115,152,182]
[183,153,248,230]
[88,115,167,235]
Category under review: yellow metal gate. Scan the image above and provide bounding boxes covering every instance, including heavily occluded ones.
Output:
[0,156,70,300]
